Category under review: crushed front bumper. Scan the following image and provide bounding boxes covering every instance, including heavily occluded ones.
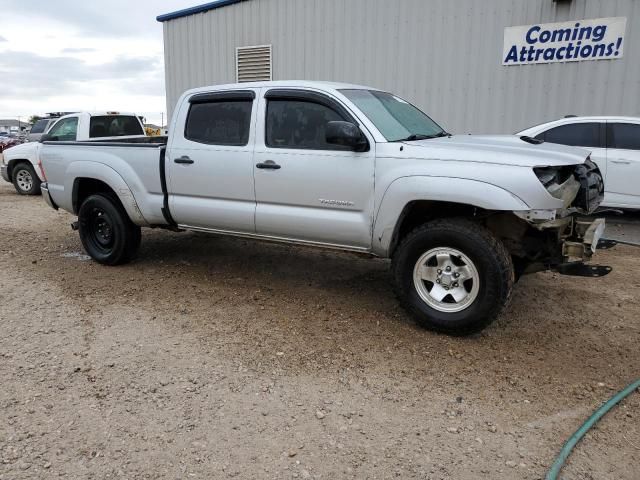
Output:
[562,217,605,261]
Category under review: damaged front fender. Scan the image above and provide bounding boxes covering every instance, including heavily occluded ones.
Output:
[533,157,604,215]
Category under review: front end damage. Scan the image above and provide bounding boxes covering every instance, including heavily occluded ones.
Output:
[487,158,610,276]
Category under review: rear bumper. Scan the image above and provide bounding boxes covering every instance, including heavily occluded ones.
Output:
[1,163,10,183]
[40,182,58,210]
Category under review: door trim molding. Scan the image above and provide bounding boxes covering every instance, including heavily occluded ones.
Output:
[178,224,374,254]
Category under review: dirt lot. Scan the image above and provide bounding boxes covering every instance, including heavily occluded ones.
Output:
[0,182,638,480]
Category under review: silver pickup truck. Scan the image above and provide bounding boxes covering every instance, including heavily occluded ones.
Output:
[40,81,605,335]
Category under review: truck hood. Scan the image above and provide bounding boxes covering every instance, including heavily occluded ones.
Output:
[2,141,39,160]
[403,134,590,168]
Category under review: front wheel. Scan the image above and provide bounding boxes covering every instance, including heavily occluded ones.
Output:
[78,193,141,266]
[392,219,514,335]
[12,163,41,195]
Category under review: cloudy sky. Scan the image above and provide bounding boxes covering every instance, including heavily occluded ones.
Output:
[0,0,198,125]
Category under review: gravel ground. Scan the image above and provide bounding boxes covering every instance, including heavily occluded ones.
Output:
[0,182,638,479]
[602,210,640,246]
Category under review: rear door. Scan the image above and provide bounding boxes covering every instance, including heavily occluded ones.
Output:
[165,89,258,232]
[253,88,375,249]
[604,122,640,208]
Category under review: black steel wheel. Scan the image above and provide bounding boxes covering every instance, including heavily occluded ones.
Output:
[78,193,141,265]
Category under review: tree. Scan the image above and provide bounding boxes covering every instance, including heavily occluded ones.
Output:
[28,115,43,125]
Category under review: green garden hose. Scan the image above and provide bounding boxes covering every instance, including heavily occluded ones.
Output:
[546,378,640,480]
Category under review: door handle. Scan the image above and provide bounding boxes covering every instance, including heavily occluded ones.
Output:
[174,156,194,164]
[611,159,631,165]
[256,160,281,170]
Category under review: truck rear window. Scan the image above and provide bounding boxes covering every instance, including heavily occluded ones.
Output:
[89,116,144,138]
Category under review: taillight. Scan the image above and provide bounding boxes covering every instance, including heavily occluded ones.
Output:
[38,158,47,181]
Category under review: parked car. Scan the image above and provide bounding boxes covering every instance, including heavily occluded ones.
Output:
[39,81,605,335]
[1,112,146,195]
[27,117,62,142]
[0,136,22,154]
[518,116,640,209]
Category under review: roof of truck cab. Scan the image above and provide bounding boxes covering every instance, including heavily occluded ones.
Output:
[56,112,141,120]
[184,80,379,95]
[86,112,139,117]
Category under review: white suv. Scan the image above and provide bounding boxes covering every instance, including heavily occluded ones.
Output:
[519,117,640,209]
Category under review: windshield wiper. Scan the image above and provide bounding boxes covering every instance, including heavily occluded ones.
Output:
[433,131,451,138]
[394,131,451,142]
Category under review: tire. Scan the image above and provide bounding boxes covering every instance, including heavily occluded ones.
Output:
[78,193,141,266]
[392,218,514,336]
[12,163,41,195]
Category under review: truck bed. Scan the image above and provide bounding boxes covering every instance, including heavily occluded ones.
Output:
[41,140,169,226]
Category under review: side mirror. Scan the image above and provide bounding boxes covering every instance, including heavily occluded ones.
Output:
[326,121,368,151]
[39,134,50,143]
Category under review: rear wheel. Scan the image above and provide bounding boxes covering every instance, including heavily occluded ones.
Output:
[12,163,41,195]
[78,193,141,265]
[392,219,514,335]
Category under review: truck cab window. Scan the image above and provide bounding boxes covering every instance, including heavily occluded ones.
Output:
[47,117,78,141]
[89,116,144,138]
[266,99,349,150]
[185,100,253,146]
[537,123,601,148]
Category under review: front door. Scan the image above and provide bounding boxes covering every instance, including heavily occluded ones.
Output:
[605,122,640,208]
[165,89,258,232]
[253,89,375,249]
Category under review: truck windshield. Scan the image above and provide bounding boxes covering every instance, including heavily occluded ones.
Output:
[340,89,446,142]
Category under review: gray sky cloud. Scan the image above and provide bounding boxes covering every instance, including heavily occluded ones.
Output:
[0,0,197,124]
[61,47,96,53]
[4,1,160,39]
[0,50,162,97]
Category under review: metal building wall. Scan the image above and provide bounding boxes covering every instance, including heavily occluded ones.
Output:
[162,0,640,133]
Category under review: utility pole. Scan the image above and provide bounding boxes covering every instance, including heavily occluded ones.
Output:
[161,112,164,127]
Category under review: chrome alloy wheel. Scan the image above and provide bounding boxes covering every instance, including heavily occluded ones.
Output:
[16,169,33,192]
[412,247,480,313]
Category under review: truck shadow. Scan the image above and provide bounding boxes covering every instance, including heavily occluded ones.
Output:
[133,230,609,340]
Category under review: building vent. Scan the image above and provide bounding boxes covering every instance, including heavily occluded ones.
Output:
[236,45,272,83]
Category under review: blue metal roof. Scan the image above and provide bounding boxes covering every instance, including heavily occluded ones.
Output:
[156,0,248,22]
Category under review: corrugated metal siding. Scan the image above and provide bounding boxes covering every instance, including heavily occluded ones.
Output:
[162,0,640,133]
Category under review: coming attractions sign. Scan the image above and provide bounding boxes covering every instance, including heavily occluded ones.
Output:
[503,17,626,66]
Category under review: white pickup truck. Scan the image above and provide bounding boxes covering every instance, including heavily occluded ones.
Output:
[40,81,606,335]
[1,112,146,195]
